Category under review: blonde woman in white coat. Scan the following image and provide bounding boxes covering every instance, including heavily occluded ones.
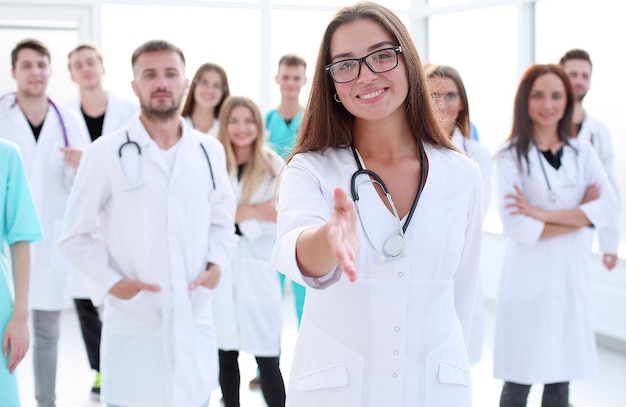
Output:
[271,3,483,407]
[214,96,286,407]
[493,64,619,407]
[425,64,493,367]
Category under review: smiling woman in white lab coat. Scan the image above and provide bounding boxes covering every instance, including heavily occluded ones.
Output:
[493,64,619,407]
[213,96,286,407]
[271,3,483,407]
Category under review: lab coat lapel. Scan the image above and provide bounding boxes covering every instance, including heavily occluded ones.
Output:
[128,118,169,178]
[169,122,196,185]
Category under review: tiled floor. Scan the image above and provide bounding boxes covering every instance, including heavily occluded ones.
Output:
[17,284,626,407]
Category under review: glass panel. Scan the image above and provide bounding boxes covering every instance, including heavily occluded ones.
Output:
[428,5,518,233]
[268,9,334,108]
[102,5,262,105]
[536,0,626,252]
[0,26,80,104]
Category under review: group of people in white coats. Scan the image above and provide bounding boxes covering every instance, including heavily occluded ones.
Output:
[0,2,621,407]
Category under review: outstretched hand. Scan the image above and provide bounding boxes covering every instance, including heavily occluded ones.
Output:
[327,188,360,282]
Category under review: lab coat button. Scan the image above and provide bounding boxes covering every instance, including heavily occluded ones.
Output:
[394,326,400,332]
[393,349,399,355]
[397,271,403,277]
[392,373,398,378]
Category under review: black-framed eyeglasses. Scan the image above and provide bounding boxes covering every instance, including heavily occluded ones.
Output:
[325,46,403,84]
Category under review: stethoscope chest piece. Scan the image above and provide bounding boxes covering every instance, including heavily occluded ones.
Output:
[383,234,405,257]
[549,191,558,203]
[209,190,223,204]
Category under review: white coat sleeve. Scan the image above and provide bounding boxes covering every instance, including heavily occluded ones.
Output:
[495,148,544,246]
[271,155,342,289]
[469,142,493,215]
[453,161,484,346]
[203,142,238,271]
[579,144,620,235]
[591,126,621,253]
[59,143,122,306]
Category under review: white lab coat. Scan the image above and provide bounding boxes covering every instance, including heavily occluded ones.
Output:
[67,91,138,138]
[272,145,483,407]
[493,139,619,384]
[66,92,138,299]
[451,127,493,366]
[213,154,284,356]
[59,116,238,407]
[0,93,90,310]
[184,115,219,138]
[577,113,621,253]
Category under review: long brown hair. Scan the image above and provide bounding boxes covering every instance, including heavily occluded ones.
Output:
[217,96,280,204]
[181,62,230,118]
[504,64,575,170]
[290,1,451,161]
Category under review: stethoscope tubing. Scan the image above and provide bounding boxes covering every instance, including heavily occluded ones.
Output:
[2,92,69,147]
[119,131,218,192]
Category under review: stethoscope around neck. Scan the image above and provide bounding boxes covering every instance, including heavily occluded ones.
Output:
[349,143,427,261]
[535,142,579,203]
[118,131,223,203]
[2,92,69,147]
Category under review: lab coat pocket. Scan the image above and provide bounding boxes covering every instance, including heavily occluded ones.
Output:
[105,291,162,334]
[296,363,348,391]
[424,323,471,407]
[192,285,215,323]
[289,319,363,406]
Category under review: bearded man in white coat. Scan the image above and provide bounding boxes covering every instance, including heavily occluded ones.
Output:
[60,39,238,407]
[0,38,89,407]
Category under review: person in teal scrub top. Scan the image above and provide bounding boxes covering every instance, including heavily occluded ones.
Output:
[0,139,43,407]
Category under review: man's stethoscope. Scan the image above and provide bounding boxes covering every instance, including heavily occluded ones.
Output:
[535,143,579,203]
[2,92,69,147]
[349,143,427,261]
[118,131,223,203]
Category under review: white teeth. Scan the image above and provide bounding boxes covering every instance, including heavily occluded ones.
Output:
[359,89,384,100]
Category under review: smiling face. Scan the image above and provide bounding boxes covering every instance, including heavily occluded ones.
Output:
[527,72,568,132]
[131,50,187,121]
[227,105,258,152]
[12,48,51,98]
[329,18,408,122]
[193,69,225,111]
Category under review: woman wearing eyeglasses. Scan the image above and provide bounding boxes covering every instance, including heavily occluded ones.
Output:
[271,3,483,406]
[493,64,618,407]
[181,63,230,137]
[425,64,493,367]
